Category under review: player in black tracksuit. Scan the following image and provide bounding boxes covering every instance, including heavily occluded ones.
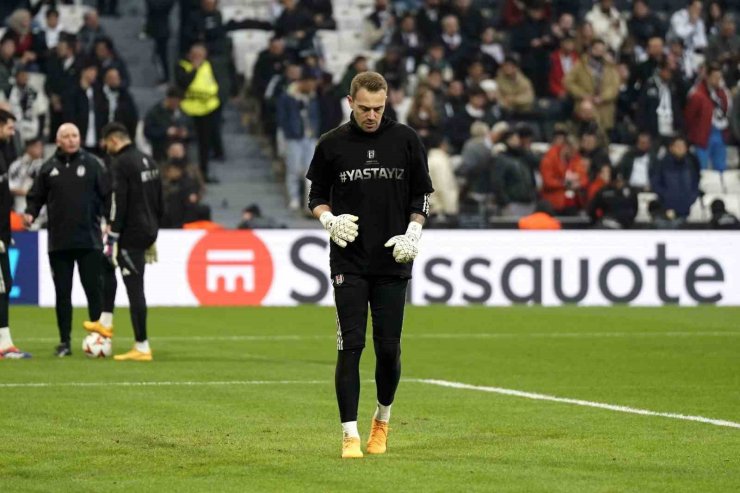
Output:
[0,110,31,358]
[25,123,110,357]
[306,72,433,458]
[86,122,162,361]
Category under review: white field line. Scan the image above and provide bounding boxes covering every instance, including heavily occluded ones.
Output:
[3,377,738,430]
[19,331,740,343]
[411,379,740,430]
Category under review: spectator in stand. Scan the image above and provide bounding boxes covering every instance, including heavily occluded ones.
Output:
[685,64,730,171]
[574,21,595,55]
[421,69,449,117]
[276,70,319,211]
[144,86,190,163]
[732,90,740,145]
[42,8,64,51]
[45,35,80,142]
[565,39,620,133]
[300,0,336,30]
[444,79,468,119]
[374,46,407,90]
[586,161,611,202]
[0,37,18,96]
[493,130,537,217]
[628,0,666,50]
[540,136,589,215]
[407,86,443,150]
[647,200,684,229]
[445,85,497,153]
[551,13,576,44]
[338,56,369,97]
[416,42,454,82]
[495,55,535,115]
[78,9,106,55]
[175,43,220,183]
[651,135,699,219]
[518,200,562,229]
[709,199,740,229]
[637,59,684,143]
[9,137,43,213]
[145,0,176,84]
[5,9,46,71]
[567,99,608,146]
[99,67,138,138]
[668,0,708,55]
[668,38,698,82]
[464,59,489,90]
[616,132,656,192]
[706,15,740,88]
[317,73,343,135]
[478,26,505,74]
[549,36,579,100]
[63,62,102,155]
[97,0,119,17]
[511,3,553,97]
[632,36,666,90]
[161,143,207,228]
[236,203,284,229]
[363,0,395,52]
[516,123,542,182]
[93,37,131,88]
[449,0,485,42]
[391,13,424,70]
[579,129,611,181]
[8,67,46,142]
[705,0,725,36]
[588,171,638,229]
[251,37,290,100]
[426,137,459,221]
[415,0,445,43]
[438,15,474,77]
[383,85,410,124]
[585,0,627,53]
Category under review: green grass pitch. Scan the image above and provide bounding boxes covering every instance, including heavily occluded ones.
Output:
[2,306,739,492]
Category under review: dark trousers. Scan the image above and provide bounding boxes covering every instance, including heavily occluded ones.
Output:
[154,36,170,82]
[97,0,119,15]
[333,274,408,422]
[0,253,12,328]
[49,249,102,344]
[193,112,214,177]
[210,105,224,159]
[102,248,148,342]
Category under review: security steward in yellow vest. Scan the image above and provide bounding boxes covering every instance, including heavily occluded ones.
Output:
[175,42,220,183]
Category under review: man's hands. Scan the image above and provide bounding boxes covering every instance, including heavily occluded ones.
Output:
[103,232,119,267]
[385,222,422,264]
[145,243,158,264]
[319,211,359,248]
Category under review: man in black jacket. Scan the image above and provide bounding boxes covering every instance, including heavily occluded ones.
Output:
[63,62,103,155]
[306,72,434,459]
[24,123,110,357]
[45,35,81,143]
[0,111,30,359]
[84,123,162,362]
[637,60,684,144]
[143,86,190,163]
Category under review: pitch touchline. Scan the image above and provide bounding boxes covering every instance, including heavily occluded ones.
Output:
[20,331,740,343]
[2,378,738,430]
[410,379,740,430]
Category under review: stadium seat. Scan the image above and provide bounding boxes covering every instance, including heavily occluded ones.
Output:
[636,192,658,223]
[723,170,740,193]
[689,193,740,223]
[230,30,272,75]
[700,169,724,194]
[728,146,739,169]
[608,144,628,166]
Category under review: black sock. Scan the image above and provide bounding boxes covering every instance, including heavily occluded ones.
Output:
[335,348,363,422]
[374,340,401,406]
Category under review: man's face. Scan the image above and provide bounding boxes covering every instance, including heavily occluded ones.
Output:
[634,1,648,17]
[27,141,43,159]
[442,16,458,35]
[1,40,15,59]
[581,134,597,152]
[647,37,663,57]
[0,120,15,141]
[105,69,121,89]
[562,39,575,53]
[349,88,386,133]
[721,19,735,37]
[56,40,71,58]
[47,13,60,28]
[86,11,99,29]
[167,142,186,160]
[707,70,723,88]
[501,61,516,77]
[190,46,207,65]
[688,1,702,18]
[637,134,651,152]
[591,42,606,59]
[165,96,182,110]
[559,13,574,30]
[57,125,81,154]
[469,93,486,109]
[15,71,28,87]
[670,139,687,158]
[94,42,110,59]
[269,39,284,55]
[202,0,217,12]
[82,66,97,85]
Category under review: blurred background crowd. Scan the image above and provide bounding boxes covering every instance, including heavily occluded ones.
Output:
[2,0,740,230]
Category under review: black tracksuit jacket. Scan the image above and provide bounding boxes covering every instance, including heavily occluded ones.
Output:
[307,114,434,278]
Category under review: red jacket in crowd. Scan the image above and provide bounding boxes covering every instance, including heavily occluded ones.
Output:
[548,50,579,98]
[540,144,589,212]
[684,80,730,148]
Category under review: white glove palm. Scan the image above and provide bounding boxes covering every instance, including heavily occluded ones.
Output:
[385,222,422,263]
[320,212,359,248]
[145,242,158,264]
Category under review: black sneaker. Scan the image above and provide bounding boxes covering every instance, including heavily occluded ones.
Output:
[54,343,72,357]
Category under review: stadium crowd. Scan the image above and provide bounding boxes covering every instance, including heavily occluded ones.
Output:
[2,0,740,230]
[246,0,740,229]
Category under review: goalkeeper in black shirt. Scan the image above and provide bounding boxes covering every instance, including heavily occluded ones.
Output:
[84,123,162,361]
[306,72,433,459]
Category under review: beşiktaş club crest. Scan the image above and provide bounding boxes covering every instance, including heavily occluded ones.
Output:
[333,274,344,286]
[367,149,375,160]
[77,165,86,177]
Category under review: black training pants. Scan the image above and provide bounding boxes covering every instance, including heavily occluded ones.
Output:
[102,248,148,342]
[333,274,408,423]
[193,112,214,177]
[49,249,103,344]
[0,252,12,328]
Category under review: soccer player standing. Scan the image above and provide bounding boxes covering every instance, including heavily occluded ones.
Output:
[24,123,109,357]
[84,123,162,361]
[0,110,31,359]
[306,72,433,458]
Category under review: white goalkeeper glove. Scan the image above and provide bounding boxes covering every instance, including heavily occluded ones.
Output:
[319,211,359,248]
[103,232,119,267]
[145,242,158,264]
[385,222,422,264]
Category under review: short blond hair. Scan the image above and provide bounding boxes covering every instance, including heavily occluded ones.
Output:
[350,71,388,98]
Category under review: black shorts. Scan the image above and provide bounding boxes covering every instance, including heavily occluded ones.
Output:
[332,273,408,351]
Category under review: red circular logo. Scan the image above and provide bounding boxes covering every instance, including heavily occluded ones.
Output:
[187,231,274,305]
